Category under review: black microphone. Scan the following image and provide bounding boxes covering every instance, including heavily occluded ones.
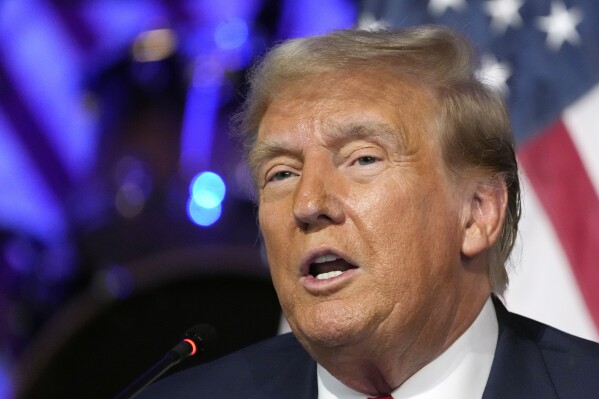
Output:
[114,324,217,399]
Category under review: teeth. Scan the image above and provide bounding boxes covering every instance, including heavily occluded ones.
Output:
[315,271,343,280]
[313,254,340,264]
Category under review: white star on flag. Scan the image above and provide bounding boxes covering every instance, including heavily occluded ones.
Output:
[476,54,512,95]
[357,12,388,31]
[536,1,583,51]
[428,0,467,17]
[483,0,524,35]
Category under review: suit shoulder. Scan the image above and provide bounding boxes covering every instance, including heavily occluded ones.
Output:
[503,309,599,355]
[229,331,309,358]
[504,309,599,397]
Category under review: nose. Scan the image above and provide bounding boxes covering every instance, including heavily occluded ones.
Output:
[292,167,345,230]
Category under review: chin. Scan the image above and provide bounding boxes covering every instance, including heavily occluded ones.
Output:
[289,302,368,349]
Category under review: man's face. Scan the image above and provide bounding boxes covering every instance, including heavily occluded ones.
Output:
[253,71,473,358]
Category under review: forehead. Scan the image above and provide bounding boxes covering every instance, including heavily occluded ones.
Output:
[250,70,438,168]
[278,68,429,109]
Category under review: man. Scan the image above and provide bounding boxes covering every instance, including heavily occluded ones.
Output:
[141,25,599,398]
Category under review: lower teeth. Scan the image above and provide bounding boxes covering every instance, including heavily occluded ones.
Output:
[315,270,343,280]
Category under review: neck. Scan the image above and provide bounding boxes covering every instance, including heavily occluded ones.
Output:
[310,288,491,396]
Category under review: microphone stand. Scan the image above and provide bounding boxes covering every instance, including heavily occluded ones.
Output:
[114,324,216,399]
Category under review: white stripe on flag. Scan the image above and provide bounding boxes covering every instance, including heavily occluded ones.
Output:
[504,173,599,342]
[563,84,599,198]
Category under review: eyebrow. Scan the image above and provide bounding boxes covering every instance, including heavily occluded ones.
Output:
[248,139,299,178]
[328,121,405,150]
[248,120,405,176]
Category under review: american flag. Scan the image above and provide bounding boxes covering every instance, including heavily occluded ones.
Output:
[359,0,599,342]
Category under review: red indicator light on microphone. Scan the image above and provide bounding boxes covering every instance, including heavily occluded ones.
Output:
[183,338,197,356]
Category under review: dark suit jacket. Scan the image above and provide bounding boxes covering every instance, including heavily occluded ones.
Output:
[140,300,599,398]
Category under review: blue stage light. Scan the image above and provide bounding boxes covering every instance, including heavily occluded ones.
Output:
[190,171,226,209]
[0,111,67,242]
[2,0,97,179]
[214,18,249,50]
[180,81,220,175]
[187,198,223,227]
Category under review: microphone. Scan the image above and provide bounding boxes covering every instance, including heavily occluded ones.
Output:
[114,324,217,399]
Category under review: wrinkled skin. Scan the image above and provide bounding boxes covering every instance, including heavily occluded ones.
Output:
[252,70,501,395]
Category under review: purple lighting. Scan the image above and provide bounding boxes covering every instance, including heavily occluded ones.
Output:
[214,18,249,50]
[179,60,222,176]
[0,111,67,243]
[0,359,13,399]
[279,0,357,38]
[1,0,97,181]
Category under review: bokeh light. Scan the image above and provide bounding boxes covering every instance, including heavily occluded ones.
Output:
[214,18,249,50]
[115,182,146,218]
[190,171,226,209]
[187,198,223,227]
[104,264,134,299]
[132,28,178,62]
[187,171,226,227]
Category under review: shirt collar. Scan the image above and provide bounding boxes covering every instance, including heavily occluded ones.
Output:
[317,297,498,399]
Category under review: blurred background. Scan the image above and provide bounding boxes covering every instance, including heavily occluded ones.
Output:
[0,0,597,398]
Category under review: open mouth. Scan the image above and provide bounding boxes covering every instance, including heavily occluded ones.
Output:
[308,254,358,280]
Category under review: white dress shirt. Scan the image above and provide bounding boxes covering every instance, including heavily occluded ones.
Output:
[317,297,498,399]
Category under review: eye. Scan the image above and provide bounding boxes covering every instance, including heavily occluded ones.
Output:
[269,170,296,182]
[356,156,377,166]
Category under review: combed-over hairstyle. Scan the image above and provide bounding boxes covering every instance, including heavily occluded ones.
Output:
[233,25,520,295]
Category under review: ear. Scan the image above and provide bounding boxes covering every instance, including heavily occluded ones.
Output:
[461,176,508,258]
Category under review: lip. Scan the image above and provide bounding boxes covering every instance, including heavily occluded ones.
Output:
[298,247,360,294]
[301,267,360,294]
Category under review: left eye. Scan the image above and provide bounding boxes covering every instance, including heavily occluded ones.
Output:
[356,156,377,165]
[270,170,295,181]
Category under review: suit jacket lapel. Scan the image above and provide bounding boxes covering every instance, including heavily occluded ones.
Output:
[259,338,318,399]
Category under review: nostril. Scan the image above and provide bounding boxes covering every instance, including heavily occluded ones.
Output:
[294,213,336,231]
[296,220,309,231]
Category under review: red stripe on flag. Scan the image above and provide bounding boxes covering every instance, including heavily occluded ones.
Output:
[518,119,599,329]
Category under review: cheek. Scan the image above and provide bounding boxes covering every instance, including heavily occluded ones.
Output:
[348,175,420,243]
[258,201,287,240]
[258,204,294,276]
[350,173,460,283]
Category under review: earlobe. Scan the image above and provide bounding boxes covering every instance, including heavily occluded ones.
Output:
[461,177,508,258]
